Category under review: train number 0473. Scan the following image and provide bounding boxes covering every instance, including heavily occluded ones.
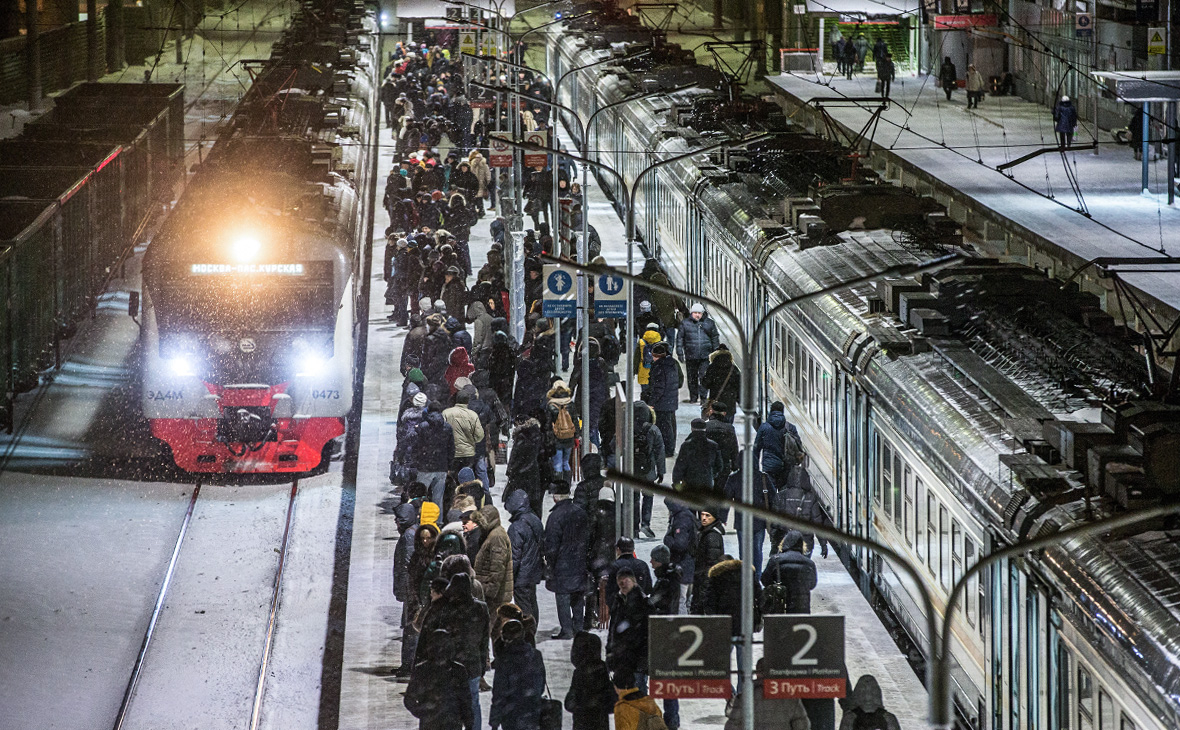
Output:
[312,390,340,400]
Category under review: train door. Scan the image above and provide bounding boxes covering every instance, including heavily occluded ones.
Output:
[645,174,659,258]
[686,186,707,291]
[990,556,1006,730]
[835,366,870,568]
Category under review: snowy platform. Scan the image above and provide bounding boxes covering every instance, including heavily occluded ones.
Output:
[767,72,1180,317]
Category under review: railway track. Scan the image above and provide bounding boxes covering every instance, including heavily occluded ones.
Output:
[111,480,299,730]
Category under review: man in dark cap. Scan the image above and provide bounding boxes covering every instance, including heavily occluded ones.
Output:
[646,341,682,457]
[672,419,724,494]
[605,535,652,608]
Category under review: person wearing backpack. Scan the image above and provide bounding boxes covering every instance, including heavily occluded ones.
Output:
[761,530,817,614]
[612,670,667,730]
[724,451,772,579]
[635,325,663,402]
[754,401,802,488]
[547,380,577,484]
[838,675,902,730]
[771,456,832,560]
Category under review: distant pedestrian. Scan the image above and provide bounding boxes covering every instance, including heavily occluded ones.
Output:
[853,34,869,72]
[761,529,818,614]
[939,57,958,102]
[876,52,895,98]
[1131,106,1144,160]
[647,342,682,457]
[690,509,726,614]
[662,498,696,612]
[838,675,902,730]
[700,345,740,422]
[672,418,724,495]
[1054,95,1078,148]
[834,35,849,76]
[965,64,984,109]
[606,535,653,608]
[415,573,490,729]
[872,37,888,65]
[754,401,803,488]
[841,41,858,80]
[702,557,761,697]
[676,303,720,404]
[771,456,832,559]
[506,414,545,519]
[648,542,683,728]
[565,632,616,730]
[606,568,650,681]
[547,380,577,484]
[470,505,514,628]
[404,629,475,730]
[505,490,543,622]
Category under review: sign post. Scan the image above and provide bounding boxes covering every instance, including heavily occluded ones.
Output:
[542,263,577,319]
[1149,27,1167,55]
[459,30,478,55]
[1075,12,1092,38]
[762,615,847,699]
[648,616,733,699]
[593,273,628,319]
[524,130,549,169]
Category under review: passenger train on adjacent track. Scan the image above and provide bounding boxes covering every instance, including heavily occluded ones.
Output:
[548,5,1180,729]
[139,1,377,473]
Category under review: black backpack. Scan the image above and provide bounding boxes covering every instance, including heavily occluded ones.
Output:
[634,424,653,475]
[759,562,791,615]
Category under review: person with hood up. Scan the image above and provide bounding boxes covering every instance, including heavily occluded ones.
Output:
[547,380,577,484]
[690,509,726,614]
[565,632,616,730]
[487,329,518,407]
[544,481,590,640]
[703,556,761,698]
[442,389,483,476]
[444,346,476,395]
[939,56,958,102]
[446,316,473,356]
[404,629,475,730]
[838,675,901,730]
[704,404,739,522]
[416,572,490,730]
[632,401,665,537]
[755,401,803,488]
[723,658,811,730]
[700,344,740,423]
[585,478,616,629]
[402,312,429,373]
[662,498,696,612]
[762,529,818,614]
[676,303,720,404]
[771,456,832,560]
[406,523,439,638]
[468,149,491,208]
[513,343,549,419]
[408,407,455,508]
[506,413,546,519]
[386,235,420,326]
[725,452,773,579]
[647,342,682,458]
[569,339,608,447]
[489,618,547,730]
[965,63,984,109]
[573,452,606,512]
[422,314,454,386]
[506,489,544,622]
[1054,95,1078,148]
[466,298,495,356]
[634,324,663,401]
[470,505,514,628]
[672,418,724,494]
[393,502,420,678]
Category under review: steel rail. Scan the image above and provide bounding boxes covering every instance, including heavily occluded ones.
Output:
[249,480,299,730]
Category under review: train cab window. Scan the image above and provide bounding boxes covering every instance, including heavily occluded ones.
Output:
[965,537,978,628]
[926,494,937,576]
[1098,692,1115,730]
[903,468,914,547]
[1078,668,1094,730]
[940,506,951,590]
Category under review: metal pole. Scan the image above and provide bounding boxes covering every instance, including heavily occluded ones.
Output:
[739,365,756,730]
[87,0,100,82]
[580,153,591,456]
[26,0,41,111]
[174,0,184,65]
[1169,101,1177,205]
[1143,103,1151,193]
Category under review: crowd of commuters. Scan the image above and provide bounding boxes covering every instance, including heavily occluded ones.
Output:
[383,33,900,730]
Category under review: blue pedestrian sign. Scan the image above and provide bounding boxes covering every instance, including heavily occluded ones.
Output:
[543,264,577,318]
[594,272,628,318]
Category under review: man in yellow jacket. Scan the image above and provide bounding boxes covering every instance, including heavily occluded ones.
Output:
[635,325,663,402]
[613,673,667,730]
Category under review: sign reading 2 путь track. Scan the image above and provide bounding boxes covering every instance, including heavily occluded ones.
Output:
[648,616,733,699]
[762,615,846,699]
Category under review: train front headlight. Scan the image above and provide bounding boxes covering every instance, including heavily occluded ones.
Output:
[231,232,262,263]
[168,355,196,377]
[296,354,328,377]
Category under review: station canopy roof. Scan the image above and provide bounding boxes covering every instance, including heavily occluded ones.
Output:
[397,0,516,19]
[1091,71,1180,102]
[805,0,918,18]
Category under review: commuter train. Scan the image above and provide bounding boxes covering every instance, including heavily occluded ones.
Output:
[548,7,1180,730]
[139,2,377,473]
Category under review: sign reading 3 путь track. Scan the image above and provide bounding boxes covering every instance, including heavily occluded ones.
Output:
[762,615,847,699]
[542,263,576,318]
[648,616,733,699]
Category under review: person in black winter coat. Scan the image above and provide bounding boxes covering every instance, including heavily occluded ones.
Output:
[386,236,421,326]
[605,535,653,609]
[703,558,761,697]
[724,453,773,580]
[646,543,684,728]
[703,409,738,523]
[771,458,832,559]
[762,529,818,614]
[489,619,547,730]
[754,401,802,488]
[646,343,681,457]
[407,409,455,507]
[606,568,650,678]
[662,498,697,609]
[506,415,545,519]
[672,419,724,492]
[405,629,475,730]
[690,510,726,614]
[564,631,615,730]
[676,303,720,403]
[569,343,608,447]
[416,572,491,729]
[393,501,420,677]
[506,489,544,622]
[402,312,429,373]
[573,452,606,512]
[513,346,549,420]
[486,329,517,408]
[422,314,455,386]
[544,482,590,639]
[700,348,739,424]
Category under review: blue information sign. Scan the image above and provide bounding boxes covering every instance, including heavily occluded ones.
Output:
[542,265,576,318]
[593,273,628,318]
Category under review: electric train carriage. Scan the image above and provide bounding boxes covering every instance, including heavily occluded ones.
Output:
[548,9,1180,730]
[138,2,377,474]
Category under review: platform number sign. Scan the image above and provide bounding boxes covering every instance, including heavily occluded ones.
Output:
[593,273,627,318]
[648,616,732,699]
[762,615,847,699]
[542,263,576,318]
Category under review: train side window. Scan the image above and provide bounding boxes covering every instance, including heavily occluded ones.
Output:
[903,468,914,547]
[1078,668,1094,730]
[1098,691,1115,730]
[1120,714,1135,730]
[926,494,937,575]
[939,505,950,590]
[964,536,978,628]
[892,459,903,526]
[952,520,963,589]
[914,478,925,562]
[879,439,892,516]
